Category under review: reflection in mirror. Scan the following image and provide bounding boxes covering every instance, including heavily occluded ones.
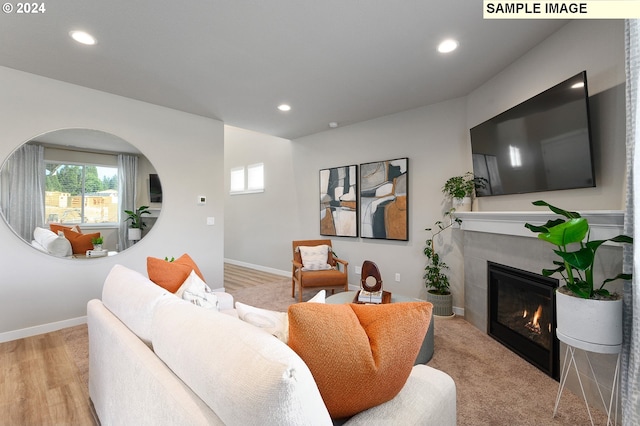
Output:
[0,129,161,258]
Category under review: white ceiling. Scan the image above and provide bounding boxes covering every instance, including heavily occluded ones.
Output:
[0,1,568,140]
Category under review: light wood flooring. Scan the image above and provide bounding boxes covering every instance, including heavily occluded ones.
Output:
[0,330,96,425]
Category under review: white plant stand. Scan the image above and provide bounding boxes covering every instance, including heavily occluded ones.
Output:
[553,331,621,426]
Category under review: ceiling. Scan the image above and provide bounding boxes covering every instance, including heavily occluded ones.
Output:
[0,1,568,140]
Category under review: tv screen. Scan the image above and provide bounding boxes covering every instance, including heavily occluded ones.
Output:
[149,173,162,203]
[470,71,595,197]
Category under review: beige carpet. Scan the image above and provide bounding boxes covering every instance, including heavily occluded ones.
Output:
[61,264,609,425]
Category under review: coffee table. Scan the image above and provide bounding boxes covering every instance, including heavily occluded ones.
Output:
[325,290,434,364]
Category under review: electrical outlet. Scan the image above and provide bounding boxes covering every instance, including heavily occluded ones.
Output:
[355,265,361,274]
[395,273,401,282]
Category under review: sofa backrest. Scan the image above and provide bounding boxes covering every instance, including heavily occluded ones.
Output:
[102,264,181,347]
[153,301,333,426]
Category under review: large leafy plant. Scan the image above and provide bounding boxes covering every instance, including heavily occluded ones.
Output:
[424,209,462,295]
[124,205,151,229]
[524,200,633,299]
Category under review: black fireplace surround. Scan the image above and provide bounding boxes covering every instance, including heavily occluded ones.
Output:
[488,262,559,380]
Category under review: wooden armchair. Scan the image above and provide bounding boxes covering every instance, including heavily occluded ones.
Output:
[292,239,349,302]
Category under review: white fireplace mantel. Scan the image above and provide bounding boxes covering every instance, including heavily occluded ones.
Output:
[455,210,626,241]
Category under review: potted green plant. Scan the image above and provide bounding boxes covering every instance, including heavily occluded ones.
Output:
[442,172,487,211]
[124,205,151,241]
[524,200,633,348]
[424,208,461,316]
[91,236,104,251]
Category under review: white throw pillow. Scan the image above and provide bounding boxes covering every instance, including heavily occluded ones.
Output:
[236,290,326,343]
[299,245,332,270]
[33,226,72,257]
[236,302,289,342]
[176,270,219,311]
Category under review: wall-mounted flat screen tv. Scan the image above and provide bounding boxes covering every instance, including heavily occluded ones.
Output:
[470,71,595,197]
[149,173,162,203]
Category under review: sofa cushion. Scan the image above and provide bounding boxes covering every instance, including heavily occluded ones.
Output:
[287,302,432,419]
[152,302,332,425]
[101,264,180,346]
[33,226,72,257]
[147,253,206,293]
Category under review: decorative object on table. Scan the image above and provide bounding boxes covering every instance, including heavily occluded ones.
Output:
[424,208,461,316]
[442,172,487,212]
[356,260,391,304]
[124,205,151,241]
[91,236,104,251]
[359,157,408,240]
[319,165,358,237]
[86,249,108,257]
[291,239,349,302]
[524,200,633,348]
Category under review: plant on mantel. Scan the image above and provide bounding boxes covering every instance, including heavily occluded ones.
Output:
[442,172,488,211]
[524,200,633,300]
[124,205,151,229]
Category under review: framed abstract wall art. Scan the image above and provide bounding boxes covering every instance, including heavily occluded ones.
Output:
[359,158,408,241]
[319,165,358,237]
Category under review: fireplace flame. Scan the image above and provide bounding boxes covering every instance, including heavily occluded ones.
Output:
[524,305,543,334]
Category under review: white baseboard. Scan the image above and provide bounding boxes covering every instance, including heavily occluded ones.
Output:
[0,316,87,343]
[224,258,290,277]
[453,306,465,317]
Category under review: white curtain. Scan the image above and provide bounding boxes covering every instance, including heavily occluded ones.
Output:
[623,19,639,426]
[118,154,138,251]
[0,144,45,241]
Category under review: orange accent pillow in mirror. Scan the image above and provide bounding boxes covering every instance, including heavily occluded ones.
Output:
[61,228,100,254]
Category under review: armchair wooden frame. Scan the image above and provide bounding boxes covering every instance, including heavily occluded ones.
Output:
[292,239,349,302]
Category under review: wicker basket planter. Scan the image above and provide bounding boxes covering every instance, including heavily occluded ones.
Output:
[426,291,454,317]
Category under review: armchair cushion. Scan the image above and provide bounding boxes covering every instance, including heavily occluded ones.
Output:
[287,302,432,419]
[298,245,333,270]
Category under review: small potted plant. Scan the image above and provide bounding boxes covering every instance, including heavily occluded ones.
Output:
[442,172,487,211]
[524,200,633,348]
[124,205,151,241]
[91,236,104,251]
[424,208,461,316]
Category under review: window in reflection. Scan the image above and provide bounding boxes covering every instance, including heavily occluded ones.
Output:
[45,162,119,224]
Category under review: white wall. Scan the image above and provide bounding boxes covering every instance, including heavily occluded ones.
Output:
[0,66,225,341]
[224,20,627,313]
[224,125,299,272]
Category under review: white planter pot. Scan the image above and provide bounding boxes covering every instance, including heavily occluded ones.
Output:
[453,197,472,212]
[128,228,142,241]
[556,288,622,352]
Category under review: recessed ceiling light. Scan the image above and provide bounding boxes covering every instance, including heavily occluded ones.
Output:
[437,39,458,54]
[70,30,97,46]
[277,104,291,112]
[329,122,338,128]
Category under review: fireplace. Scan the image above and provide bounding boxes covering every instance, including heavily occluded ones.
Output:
[488,262,559,379]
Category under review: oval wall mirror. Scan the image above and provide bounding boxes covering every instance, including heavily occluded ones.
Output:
[0,128,162,258]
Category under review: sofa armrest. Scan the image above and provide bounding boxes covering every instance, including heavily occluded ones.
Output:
[344,365,456,425]
[214,291,234,311]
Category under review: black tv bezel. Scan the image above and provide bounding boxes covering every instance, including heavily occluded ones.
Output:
[470,70,596,197]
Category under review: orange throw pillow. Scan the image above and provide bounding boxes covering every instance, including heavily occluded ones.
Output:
[147,253,206,293]
[62,228,99,254]
[287,302,432,419]
[49,223,82,235]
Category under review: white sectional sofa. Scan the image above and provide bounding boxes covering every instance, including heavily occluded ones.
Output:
[88,264,456,425]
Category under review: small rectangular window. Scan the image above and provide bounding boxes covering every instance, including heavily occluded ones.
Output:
[247,163,264,191]
[230,167,245,193]
[230,163,264,194]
